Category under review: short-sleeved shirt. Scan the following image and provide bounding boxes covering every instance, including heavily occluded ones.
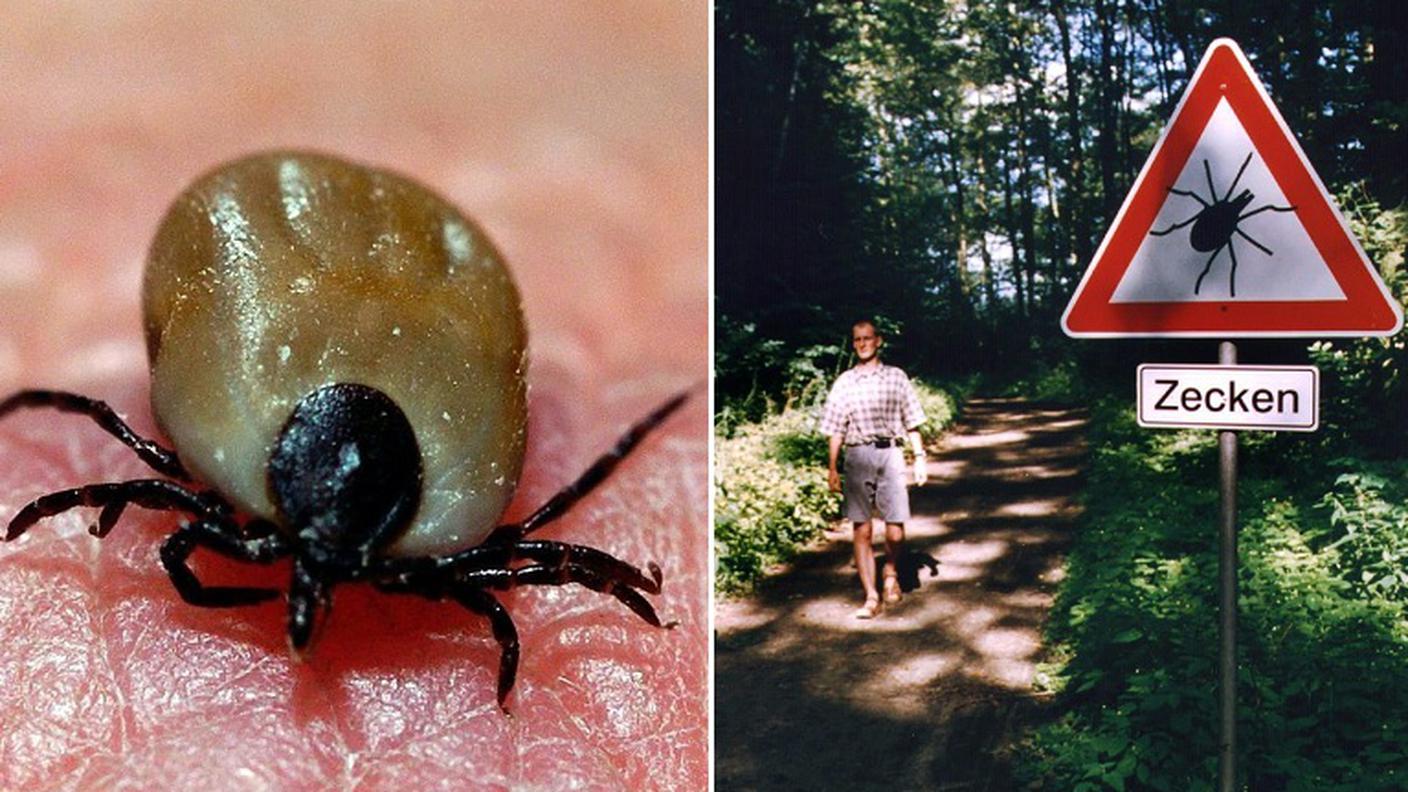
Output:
[819,363,926,445]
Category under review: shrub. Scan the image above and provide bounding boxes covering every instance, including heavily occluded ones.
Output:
[1014,398,1408,790]
[1316,463,1408,601]
[713,408,840,595]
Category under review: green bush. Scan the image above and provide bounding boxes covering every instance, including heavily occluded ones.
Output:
[1316,464,1408,601]
[1305,186,1408,456]
[912,379,959,446]
[713,407,840,595]
[1014,399,1408,790]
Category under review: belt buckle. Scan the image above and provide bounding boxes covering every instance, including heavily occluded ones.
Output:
[873,438,893,448]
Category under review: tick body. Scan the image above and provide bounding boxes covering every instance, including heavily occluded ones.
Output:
[1187,191,1255,253]
[1,151,683,708]
[1150,152,1296,297]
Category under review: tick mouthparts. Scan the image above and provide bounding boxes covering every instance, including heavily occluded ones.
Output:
[287,632,308,662]
[287,594,332,661]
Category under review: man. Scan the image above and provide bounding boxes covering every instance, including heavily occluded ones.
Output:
[820,319,928,619]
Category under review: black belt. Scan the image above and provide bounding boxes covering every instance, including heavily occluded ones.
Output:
[853,438,899,448]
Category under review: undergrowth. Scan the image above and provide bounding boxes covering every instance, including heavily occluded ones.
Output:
[1014,399,1408,790]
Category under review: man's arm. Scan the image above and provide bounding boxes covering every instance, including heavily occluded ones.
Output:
[827,434,843,493]
[907,429,927,485]
[899,374,928,486]
[819,376,847,494]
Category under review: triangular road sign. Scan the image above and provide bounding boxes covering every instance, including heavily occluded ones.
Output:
[1062,38,1402,337]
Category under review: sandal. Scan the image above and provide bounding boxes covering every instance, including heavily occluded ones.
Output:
[854,598,881,619]
[883,574,902,605]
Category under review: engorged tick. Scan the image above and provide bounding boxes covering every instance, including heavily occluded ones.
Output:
[1149,151,1297,297]
[0,151,685,710]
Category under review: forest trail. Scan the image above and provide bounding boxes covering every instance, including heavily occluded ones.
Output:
[715,398,1089,791]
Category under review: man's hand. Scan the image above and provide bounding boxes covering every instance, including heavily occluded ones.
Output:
[827,468,842,493]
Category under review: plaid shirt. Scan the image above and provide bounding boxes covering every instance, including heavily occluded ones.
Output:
[820,363,926,445]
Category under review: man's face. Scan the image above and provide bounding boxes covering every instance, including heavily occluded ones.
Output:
[852,323,880,362]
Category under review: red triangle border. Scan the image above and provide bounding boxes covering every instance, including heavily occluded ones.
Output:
[1062,38,1402,337]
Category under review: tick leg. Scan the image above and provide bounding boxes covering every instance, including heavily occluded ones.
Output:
[1227,241,1240,298]
[0,390,189,480]
[509,540,664,594]
[1194,245,1224,296]
[92,501,126,538]
[492,390,690,541]
[450,587,520,710]
[6,479,217,541]
[1239,203,1295,221]
[287,555,330,654]
[1235,228,1273,255]
[159,518,291,607]
[1168,187,1208,207]
[459,563,676,629]
[1225,152,1254,200]
[382,539,665,595]
[1204,159,1218,199]
[1150,214,1199,237]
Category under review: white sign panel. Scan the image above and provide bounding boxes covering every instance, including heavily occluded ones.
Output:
[1137,365,1319,432]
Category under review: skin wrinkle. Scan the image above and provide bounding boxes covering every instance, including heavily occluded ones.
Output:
[349,695,501,787]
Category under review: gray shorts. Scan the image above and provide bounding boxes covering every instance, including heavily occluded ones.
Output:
[841,444,910,524]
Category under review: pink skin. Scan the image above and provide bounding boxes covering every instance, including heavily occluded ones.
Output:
[0,3,706,789]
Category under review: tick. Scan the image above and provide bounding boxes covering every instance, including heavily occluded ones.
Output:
[0,151,684,710]
[1150,151,1296,297]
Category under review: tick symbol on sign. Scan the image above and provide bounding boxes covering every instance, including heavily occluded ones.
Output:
[1150,151,1296,298]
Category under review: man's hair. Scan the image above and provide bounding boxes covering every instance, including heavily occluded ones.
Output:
[851,318,881,337]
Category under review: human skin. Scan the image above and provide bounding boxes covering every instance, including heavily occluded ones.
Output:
[0,3,707,790]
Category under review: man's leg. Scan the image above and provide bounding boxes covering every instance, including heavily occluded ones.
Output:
[853,519,879,612]
[883,521,905,603]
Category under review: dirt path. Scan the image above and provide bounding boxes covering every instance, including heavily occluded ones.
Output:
[715,398,1088,791]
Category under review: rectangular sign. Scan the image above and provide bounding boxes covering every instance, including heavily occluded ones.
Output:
[1137,364,1319,431]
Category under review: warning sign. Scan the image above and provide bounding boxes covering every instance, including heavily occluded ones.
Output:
[1062,38,1402,337]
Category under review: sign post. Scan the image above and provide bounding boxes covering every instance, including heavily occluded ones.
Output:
[1217,342,1238,792]
[1061,37,1403,791]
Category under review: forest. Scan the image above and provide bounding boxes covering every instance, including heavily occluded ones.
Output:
[715,1,1406,788]
[717,0,1404,398]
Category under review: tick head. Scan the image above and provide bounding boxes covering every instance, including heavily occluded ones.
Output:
[1231,189,1255,213]
[268,383,423,574]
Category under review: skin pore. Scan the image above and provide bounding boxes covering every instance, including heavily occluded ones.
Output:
[826,321,927,613]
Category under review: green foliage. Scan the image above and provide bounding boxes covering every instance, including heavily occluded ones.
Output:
[1305,186,1408,456]
[911,378,960,446]
[993,356,1093,404]
[714,377,963,596]
[715,315,847,433]
[714,407,841,596]
[1317,464,1408,601]
[1014,399,1408,790]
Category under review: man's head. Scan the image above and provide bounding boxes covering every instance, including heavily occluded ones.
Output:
[851,319,882,363]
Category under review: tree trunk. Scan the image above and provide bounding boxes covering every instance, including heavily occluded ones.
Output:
[1094,0,1120,222]
[1053,0,1094,272]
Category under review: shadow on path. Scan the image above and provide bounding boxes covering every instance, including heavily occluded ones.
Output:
[716,398,1089,791]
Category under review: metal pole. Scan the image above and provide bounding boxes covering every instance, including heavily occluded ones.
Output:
[1218,341,1239,792]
